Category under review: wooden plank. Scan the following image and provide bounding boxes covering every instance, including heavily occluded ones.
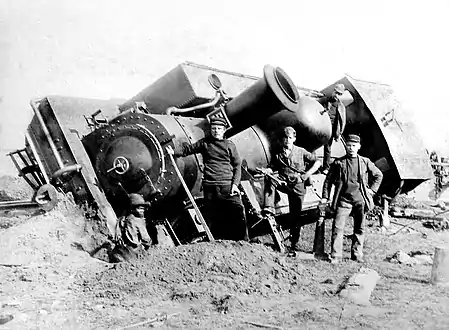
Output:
[167,152,214,242]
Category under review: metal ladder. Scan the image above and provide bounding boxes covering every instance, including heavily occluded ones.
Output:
[7,148,46,190]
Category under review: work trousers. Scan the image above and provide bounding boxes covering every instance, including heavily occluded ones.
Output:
[331,200,366,259]
[264,179,305,249]
[203,184,248,241]
[323,138,334,171]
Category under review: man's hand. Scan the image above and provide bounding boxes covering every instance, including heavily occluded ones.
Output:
[301,172,310,182]
[166,145,174,155]
[320,197,328,205]
[278,179,287,187]
[230,184,240,196]
[257,167,273,175]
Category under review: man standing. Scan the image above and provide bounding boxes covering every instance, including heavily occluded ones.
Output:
[319,83,347,174]
[260,126,321,252]
[167,117,248,241]
[321,134,383,263]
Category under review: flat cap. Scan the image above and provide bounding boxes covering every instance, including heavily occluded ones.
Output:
[129,193,150,207]
[282,126,296,138]
[346,134,361,143]
[334,83,345,94]
[210,117,227,126]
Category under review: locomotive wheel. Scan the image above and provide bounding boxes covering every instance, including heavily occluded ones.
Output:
[34,184,59,212]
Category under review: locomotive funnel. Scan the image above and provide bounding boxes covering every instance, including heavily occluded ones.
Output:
[225,65,299,136]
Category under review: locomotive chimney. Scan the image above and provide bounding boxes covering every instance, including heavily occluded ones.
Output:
[224,65,299,137]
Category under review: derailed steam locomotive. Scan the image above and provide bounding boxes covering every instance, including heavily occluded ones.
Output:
[8,62,432,245]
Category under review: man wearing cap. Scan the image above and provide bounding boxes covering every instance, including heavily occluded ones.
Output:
[166,117,248,241]
[321,134,383,263]
[260,126,321,252]
[318,83,347,174]
[120,193,153,251]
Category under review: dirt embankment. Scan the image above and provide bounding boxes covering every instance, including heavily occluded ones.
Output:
[0,175,34,202]
[1,178,449,329]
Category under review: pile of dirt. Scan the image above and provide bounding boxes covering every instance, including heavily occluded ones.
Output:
[0,175,34,201]
[0,195,108,266]
[77,241,315,308]
[0,195,113,329]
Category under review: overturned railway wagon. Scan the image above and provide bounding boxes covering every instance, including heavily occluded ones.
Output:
[8,62,432,244]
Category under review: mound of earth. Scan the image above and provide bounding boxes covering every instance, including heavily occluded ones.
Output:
[0,196,107,266]
[78,241,311,305]
[0,175,34,201]
[2,193,449,329]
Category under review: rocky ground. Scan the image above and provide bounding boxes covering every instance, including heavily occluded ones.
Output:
[1,175,449,329]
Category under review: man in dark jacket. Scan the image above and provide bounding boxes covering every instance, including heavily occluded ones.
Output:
[318,83,347,174]
[121,193,153,250]
[321,134,383,263]
[167,117,248,241]
[260,126,321,252]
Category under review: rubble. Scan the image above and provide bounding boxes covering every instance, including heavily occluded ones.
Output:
[422,218,449,231]
[387,251,433,266]
[0,314,14,325]
[338,267,380,306]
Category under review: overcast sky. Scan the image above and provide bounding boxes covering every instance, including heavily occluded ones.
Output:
[1,0,448,159]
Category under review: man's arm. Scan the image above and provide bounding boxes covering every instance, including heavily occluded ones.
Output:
[166,140,205,158]
[322,161,337,201]
[366,159,383,193]
[317,95,330,108]
[335,102,346,139]
[301,150,321,181]
[229,142,242,188]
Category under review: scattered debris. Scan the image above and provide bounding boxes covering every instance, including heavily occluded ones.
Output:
[390,196,434,211]
[390,208,437,219]
[365,206,383,224]
[116,312,180,330]
[212,294,243,314]
[422,218,449,231]
[387,251,433,265]
[1,300,21,308]
[411,254,433,265]
[389,220,428,237]
[0,314,14,325]
[242,320,284,330]
[387,251,417,265]
[292,309,322,322]
[338,267,380,305]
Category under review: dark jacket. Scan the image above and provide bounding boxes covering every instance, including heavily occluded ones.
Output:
[318,96,346,139]
[271,145,317,184]
[322,155,383,211]
[175,137,241,187]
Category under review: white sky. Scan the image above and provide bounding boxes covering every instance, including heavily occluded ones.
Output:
[1,0,448,156]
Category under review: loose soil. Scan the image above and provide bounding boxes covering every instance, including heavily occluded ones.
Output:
[1,178,449,329]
